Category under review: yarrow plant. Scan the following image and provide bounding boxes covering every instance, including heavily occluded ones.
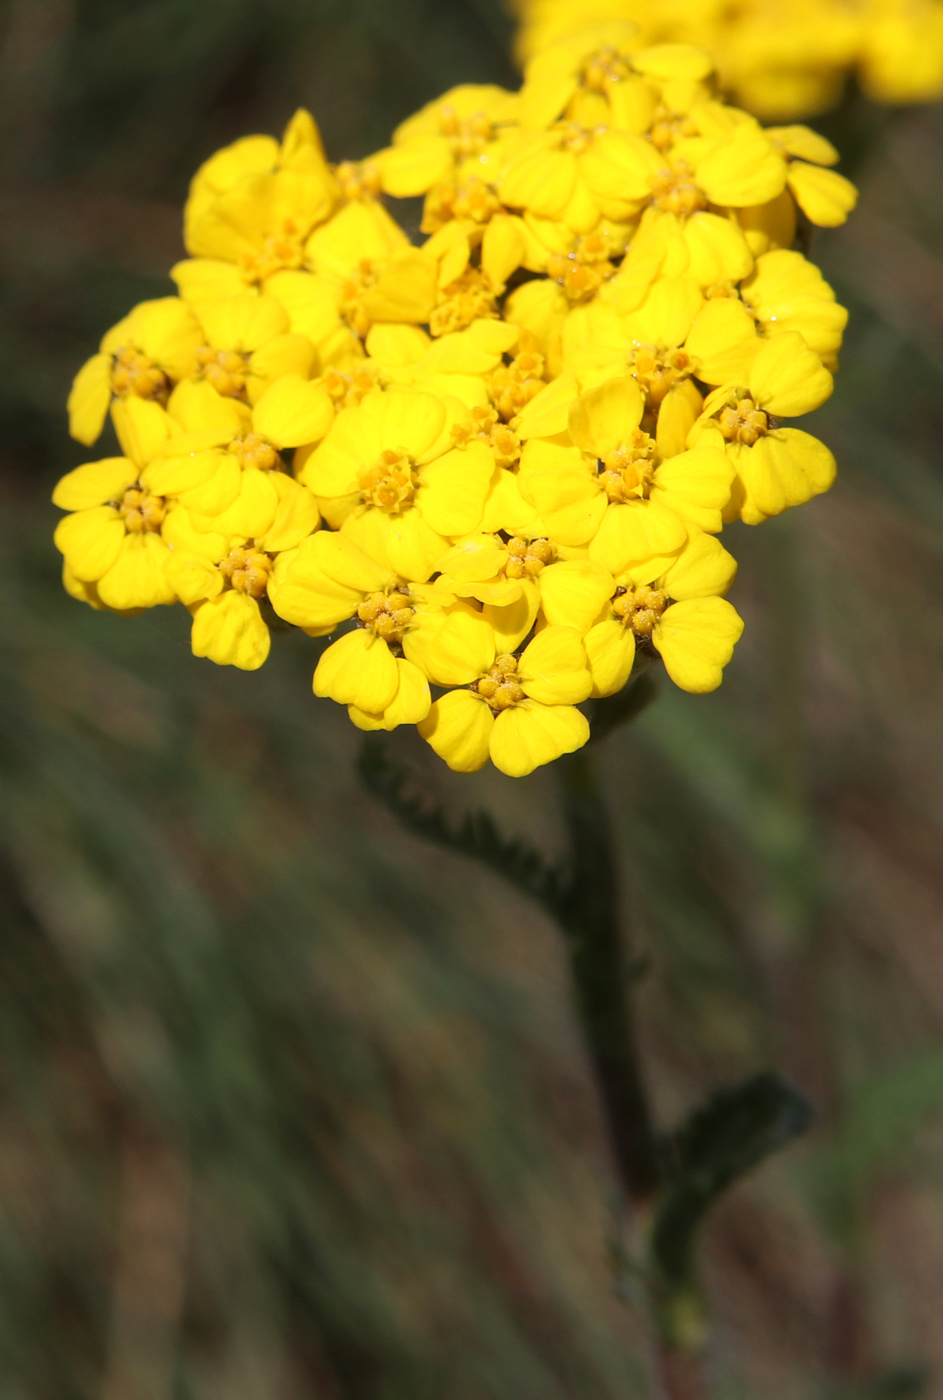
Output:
[55,32,855,780]
[513,0,943,118]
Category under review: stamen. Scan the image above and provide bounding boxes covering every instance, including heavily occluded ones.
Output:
[429,267,498,337]
[547,233,617,303]
[437,105,494,158]
[597,431,656,502]
[195,346,250,400]
[335,160,382,202]
[475,654,526,711]
[340,259,382,339]
[117,485,166,533]
[450,405,522,467]
[239,222,306,284]
[356,587,414,644]
[228,433,280,472]
[718,395,769,445]
[489,334,546,421]
[219,545,273,600]
[358,449,417,512]
[503,536,554,580]
[651,160,707,217]
[632,345,697,406]
[322,364,379,410]
[611,584,669,638]
[110,347,169,403]
[580,45,633,93]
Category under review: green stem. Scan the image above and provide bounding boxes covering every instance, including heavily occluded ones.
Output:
[557,745,661,1206]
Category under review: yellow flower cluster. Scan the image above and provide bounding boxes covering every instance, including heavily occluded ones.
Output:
[54,38,853,778]
[513,0,943,117]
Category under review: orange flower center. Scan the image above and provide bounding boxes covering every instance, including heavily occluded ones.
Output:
[228,433,280,472]
[580,44,633,93]
[340,259,382,339]
[239,224,306,284]
[718,395,769,445]
[358,449,417,513]
[450,405,521,468]
[218,545,273,600]
[632,345,697,406]
[557,120,594,155]
[598,431,657,502]
[110,347,169,403]
[475,654,525,712]
[357,587,415,644]
[651,160,707,217]
[429,266,498,338]
[611,584,669,638]
[547,233,618,304]
[437,105,494,158]
[335,159,382,202]
[489,335,546,421]
[322,363,379,411]
[117,485,166,533]
[503,536,554,580]
[649,105,698,153]
[196,347,250,399]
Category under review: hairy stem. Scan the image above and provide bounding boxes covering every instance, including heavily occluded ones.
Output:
[557,745,661,1205]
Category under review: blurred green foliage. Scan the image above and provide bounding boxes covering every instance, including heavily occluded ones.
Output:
[2,2,943,1397]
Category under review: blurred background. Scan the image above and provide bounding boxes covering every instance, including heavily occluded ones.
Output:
[1,2,942,1397]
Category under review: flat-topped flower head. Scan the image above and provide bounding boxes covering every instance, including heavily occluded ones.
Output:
[374,85,520,199]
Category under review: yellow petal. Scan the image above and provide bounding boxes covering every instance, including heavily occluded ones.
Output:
[386,508,449,583]
[368,388,447,461]
[519,626,592,705]
[252,375,334,448]
[588,500,687,575]
[656,380,703,459]
[653,597,744,693]
[489,702,589,777]
[314,628,399,711]
[684,298,759,385]
[584,619,635,698]
[54,507,125,581]
[348,658,431,731]
[483,580,540,653]
[538,559,613,632]
[165,552,223,606]
[97,533,175,610]
[191,590,271,670]
[765,126,839,166]
[695,124,787,207]
[52,458,137,512]
[786,163,857,228]
[749,331,832,416]
[660,530,738,600]
[481,214,527,293]
[650,445,735,534]
[111,396,173,466]
[632,43,713,82]
[682,212,754,287]
[360,249,438,325]
[418,690,493,773]
[416,441,492,536]
[405,607,495,686]
[257,475,320,553]
[375,135,453,197]
[247,333,316,397]
[568,377,646,457]
[67,354,113,446]
[171,258,247,306]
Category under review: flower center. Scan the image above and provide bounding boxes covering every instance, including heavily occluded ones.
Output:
[611,584,669,638]
[117,484,166,533]
[423,176,504,232]
[357,587,414,644]
[358,449,418,513]
[597,431,656,502]
[475,654,526,711]
[437,105,494,158]
[335,159,382,202]
[110,347,169,403]
[649,105,698,154]
[557,120,594,155]
[228,433,280,471]
[218,545,273,600]
[451,405,521,467]
[489,335,546,421]
[503,536,554,580]
[196,347,250,399]
[580,44,633,93]
[547,233,618,304]
[429,266,498,338]
[718,395,769,445]
[340,259,381,339]
[239,224,306,284]
[322,363,380,411]
[632,345,697,406]
[651,161,707,217]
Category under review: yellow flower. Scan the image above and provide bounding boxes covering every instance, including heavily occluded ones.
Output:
[300,387,496,581]
[268,529,495,728]
[518,376,733,575]
[175,110,337,300]
[53,417,179,613]
[691,331,836,524]
[374,85,520,197]
[538,528,742,694]
[146,374,331,538]
[262,200,438,365]
[859,1,943,104]
[740,249,848,369]
[189,294,315,405]
[418,626,592,776]
[67,298,203,447]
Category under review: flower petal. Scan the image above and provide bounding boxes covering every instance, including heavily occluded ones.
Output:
[418,690,493,773]
[191,590,271,670]
[489,701,589,777]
